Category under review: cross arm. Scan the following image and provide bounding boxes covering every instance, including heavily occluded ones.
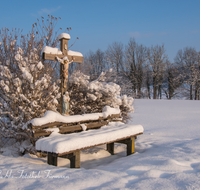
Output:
[42,53,83,63]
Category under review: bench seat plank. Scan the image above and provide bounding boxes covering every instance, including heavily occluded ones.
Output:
[36,122,144,156]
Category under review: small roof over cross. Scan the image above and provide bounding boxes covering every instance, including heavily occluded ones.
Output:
[42,33,83,63]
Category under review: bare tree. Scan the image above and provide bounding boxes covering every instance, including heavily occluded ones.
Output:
[106,42,124,76]
[83,49,107,80]
[147,44,167,99]
[175,47,199,100]
[196,52,200,100]
[162,61,182,99]
[143,64,152,99]
[124,38,147,98]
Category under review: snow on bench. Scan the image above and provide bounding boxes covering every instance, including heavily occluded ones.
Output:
[31,106,121,127]
[36,122,143,154]
[29,106,144,168]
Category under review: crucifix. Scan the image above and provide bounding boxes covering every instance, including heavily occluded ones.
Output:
[42,33,83,115]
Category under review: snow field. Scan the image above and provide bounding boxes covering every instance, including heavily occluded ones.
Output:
[0,99,200,189]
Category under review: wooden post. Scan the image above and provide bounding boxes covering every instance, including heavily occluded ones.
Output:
[59,37,69,111]
[107,143,114,155]
[69,151,80,168]
[117,137,136,156]
[127,137,135,156]
[59,151,80,168]
[42,33,83,115]
[47,153,58,166]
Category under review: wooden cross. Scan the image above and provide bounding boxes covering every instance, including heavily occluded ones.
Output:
[42,33,83,115]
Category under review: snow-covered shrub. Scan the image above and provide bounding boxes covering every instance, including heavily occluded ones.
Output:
[68,70,134,122]
[0,46,60,152]
[0,16,62,154]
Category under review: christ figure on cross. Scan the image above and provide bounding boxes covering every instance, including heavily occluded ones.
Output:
[42,33,83,115]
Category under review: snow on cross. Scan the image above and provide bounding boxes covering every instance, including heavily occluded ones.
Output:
[42,33,83,63]
[42,33,83,115]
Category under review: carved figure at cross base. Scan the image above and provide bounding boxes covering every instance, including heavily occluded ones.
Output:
[62,91,70,115]
[42,33,83,115]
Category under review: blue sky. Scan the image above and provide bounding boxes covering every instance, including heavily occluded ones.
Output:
[1,0,200,62]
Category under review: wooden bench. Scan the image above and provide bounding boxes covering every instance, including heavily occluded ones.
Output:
[28,107,143,168]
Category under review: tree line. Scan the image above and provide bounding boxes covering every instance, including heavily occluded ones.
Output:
[80,39,200,100]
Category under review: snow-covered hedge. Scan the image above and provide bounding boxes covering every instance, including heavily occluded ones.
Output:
[0,46,60,153]
[68,70,134,122]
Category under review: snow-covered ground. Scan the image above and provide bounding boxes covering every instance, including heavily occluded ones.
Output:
[1,99,200,190]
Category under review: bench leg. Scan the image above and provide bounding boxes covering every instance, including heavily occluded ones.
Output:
[127,137,135,156]
[107,143,114,155]
[47,153,58,166]
[69,151,80,168]
[116,136,136,156]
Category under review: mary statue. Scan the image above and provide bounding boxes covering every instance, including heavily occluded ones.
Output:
[62,91,70,115]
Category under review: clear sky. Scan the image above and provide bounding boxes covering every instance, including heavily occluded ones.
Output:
[1,0,200,62]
